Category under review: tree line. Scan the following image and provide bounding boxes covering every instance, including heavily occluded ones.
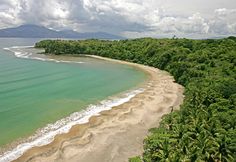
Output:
[35,36,236,162]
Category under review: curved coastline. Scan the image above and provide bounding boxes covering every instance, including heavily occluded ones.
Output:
[0,88,144,162]
[0,48,148,162]
[11,54,184,162]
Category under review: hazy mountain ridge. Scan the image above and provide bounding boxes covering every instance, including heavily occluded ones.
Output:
[0,25,124,39]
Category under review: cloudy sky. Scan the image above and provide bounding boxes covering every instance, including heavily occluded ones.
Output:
[0,0,236,38]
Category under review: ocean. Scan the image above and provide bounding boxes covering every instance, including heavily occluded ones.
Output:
[0,38,147,161]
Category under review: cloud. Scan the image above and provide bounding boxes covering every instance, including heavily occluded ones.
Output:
[17,0,72,29]
[0,0,22,28]
[0,0,235,38]
[175,13,209,34]
[208,8,236,35]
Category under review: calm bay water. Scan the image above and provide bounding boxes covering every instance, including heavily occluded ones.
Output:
[0,38,147,148]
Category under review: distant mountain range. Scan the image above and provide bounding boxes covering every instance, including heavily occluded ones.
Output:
[0,24,124,39]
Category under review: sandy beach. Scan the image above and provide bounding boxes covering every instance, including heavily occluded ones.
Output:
[13,55,184,162]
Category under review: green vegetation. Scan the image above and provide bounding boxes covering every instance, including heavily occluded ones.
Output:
[35,37,236,161]
[129,156,142,162]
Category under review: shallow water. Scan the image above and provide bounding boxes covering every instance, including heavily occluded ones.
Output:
[0,38,147,149]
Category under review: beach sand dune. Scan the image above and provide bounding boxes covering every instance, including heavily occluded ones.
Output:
[14,56,184,162]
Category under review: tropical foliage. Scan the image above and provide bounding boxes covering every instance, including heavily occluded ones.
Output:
[35,37,236,161]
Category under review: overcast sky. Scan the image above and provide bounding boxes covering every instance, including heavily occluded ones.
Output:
[0,0,236,38]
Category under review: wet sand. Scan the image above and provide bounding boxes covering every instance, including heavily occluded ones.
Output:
[14,55,184,162]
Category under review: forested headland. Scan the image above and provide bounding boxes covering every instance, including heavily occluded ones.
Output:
[35,37,236,161]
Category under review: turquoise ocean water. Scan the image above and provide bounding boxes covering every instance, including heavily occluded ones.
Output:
[0,38,147,160]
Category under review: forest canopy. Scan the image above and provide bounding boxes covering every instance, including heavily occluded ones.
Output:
[35,37,236,161]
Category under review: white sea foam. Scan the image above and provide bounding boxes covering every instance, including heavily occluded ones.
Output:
[11,46,33,48]
[0,88,144,162]
[1,45,145,161]
[3,47,10,50]
[3,46,84,64]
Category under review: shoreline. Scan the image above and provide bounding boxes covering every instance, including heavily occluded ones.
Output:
[0,88,144,162]
[7,52,184,162]
[0,48,147,162]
